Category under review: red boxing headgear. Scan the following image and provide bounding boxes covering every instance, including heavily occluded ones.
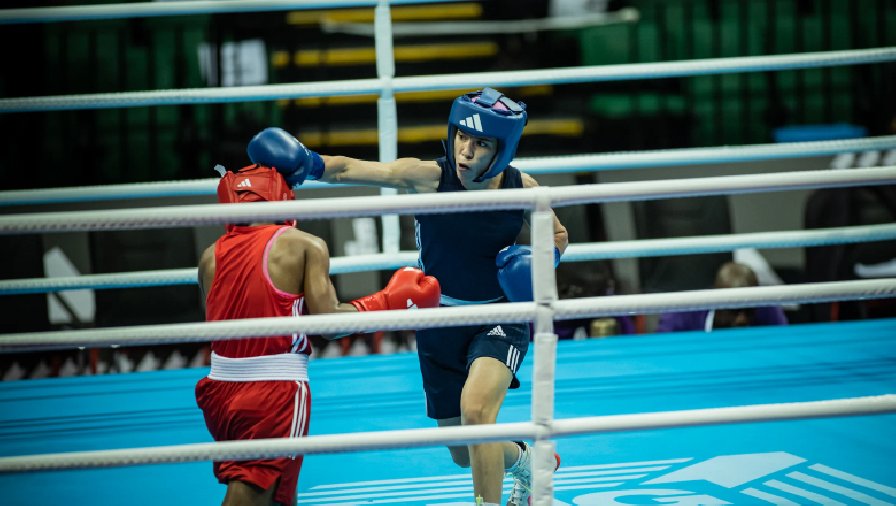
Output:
[217,165,296,229]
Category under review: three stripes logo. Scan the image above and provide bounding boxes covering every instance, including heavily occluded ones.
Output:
[459,113,483,132]
[505,346,520,373]
[236,178,252,188]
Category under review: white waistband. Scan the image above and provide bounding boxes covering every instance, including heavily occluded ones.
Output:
[208,352,309,382]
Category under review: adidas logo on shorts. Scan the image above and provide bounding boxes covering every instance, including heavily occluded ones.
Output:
[487,325,506,337]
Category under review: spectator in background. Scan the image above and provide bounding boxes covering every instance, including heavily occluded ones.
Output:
[656,261,788,333]
[554,262,634,338]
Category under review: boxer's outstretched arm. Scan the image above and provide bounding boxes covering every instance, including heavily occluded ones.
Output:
[319,156,441,193]
[246,127,439,192]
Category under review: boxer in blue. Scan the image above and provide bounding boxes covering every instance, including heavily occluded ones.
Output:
[245,88,568,505]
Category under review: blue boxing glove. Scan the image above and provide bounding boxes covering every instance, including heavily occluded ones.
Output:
[247,127,325,188]
[496,245,562,302]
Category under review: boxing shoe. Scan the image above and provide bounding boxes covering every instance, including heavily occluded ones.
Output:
[506,441,561,506]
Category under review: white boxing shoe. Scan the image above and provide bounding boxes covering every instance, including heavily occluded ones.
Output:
[505,442,561,506]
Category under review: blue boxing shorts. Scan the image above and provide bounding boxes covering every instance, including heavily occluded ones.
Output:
[415,322,530,420]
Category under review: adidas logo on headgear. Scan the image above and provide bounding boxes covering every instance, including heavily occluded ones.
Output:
[459,113,483,132]
[236,178,252,188]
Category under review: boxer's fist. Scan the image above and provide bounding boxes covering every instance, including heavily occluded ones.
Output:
[351,267,441,311]
[247,127,325,188]
[496,245,561,302]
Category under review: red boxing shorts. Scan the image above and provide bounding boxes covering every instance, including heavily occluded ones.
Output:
[196,378,311,505]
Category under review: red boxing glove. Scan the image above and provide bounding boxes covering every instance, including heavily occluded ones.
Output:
[351,267,441,311]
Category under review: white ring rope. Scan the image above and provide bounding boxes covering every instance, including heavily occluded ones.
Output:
[1,278,892,352]
[2,167,894,235]
[0,395,892,473]
[1,48,894,113]
[515,136,896,175]
[551,278,895,321]
[2,136,893,207]
[0,0,455,25]
[0,268,199,295]
[0,252,417,295]
[0,180,337,207]
[3,223,895,296]
[565,223,896,260]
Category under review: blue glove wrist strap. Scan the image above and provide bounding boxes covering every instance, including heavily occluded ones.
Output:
[306,152,325,180]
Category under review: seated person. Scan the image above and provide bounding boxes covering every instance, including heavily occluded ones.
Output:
[656,261,788,333]
[553,263,635,338]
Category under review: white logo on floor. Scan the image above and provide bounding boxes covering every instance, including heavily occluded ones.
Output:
[301,452,896,506]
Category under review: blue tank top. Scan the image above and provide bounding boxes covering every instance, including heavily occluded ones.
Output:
[414,157,525,304]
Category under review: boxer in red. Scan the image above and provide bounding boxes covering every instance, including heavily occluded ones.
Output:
[195,139,440,506]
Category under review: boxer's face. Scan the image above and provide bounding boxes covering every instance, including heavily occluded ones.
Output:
[454,130,497,187]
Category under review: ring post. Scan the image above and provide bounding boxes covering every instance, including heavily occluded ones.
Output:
[375,0,400,254]
[531,188,558,504]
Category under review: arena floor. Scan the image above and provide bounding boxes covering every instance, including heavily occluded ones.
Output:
[1,318,894,505]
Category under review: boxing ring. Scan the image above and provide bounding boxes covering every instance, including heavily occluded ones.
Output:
[2,1,896,505]
[0,318,894,505]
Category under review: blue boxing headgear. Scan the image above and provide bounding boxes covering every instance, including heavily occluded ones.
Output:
[446,88,528,182]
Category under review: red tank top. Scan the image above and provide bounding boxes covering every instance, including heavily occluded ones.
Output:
[206,225,309,358]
